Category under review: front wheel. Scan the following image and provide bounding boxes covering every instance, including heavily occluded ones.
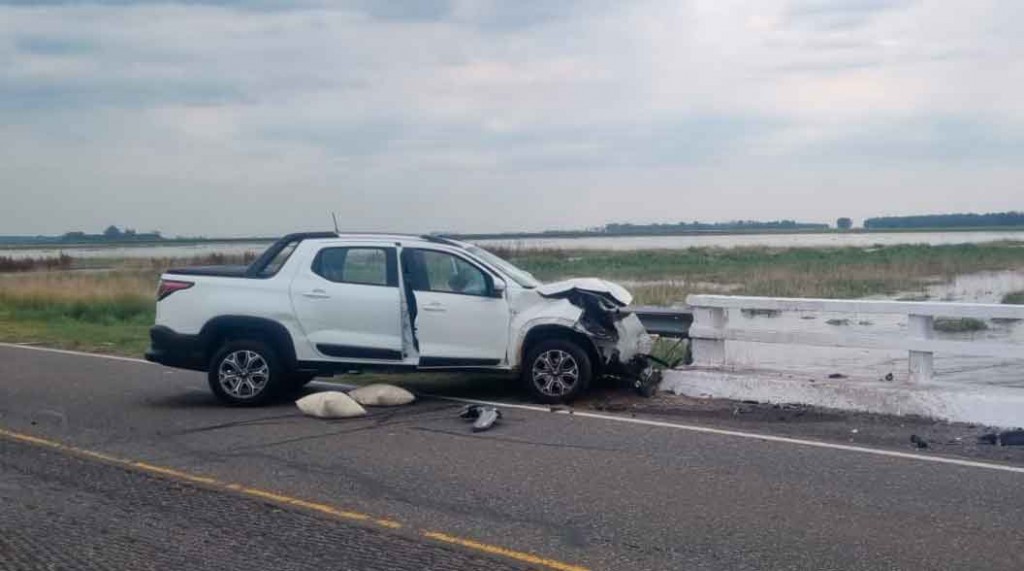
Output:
[522,339,592,404]
[208,340,285,406]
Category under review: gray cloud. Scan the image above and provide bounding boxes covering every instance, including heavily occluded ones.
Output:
[0,0,1021,237]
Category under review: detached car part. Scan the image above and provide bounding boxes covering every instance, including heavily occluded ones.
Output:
[460,404,502,432]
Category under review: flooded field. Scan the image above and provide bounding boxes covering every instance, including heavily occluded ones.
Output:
[722,270,1024,388]
[0,241,273,260]
[4,230,1024,259]
[477,230,1024,251]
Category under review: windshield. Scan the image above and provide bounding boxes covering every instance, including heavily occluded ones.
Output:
[466,246,540,289]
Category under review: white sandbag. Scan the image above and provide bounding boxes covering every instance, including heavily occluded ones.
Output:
[296,391,367,419]
[348,384,416,407]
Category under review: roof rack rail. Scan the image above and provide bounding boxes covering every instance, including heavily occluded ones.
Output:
[420,234,463,247]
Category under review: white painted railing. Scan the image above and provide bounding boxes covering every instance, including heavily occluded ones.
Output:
[687,295,1024,383]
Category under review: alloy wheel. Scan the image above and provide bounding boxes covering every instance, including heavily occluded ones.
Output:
[531,349,580,397]
[218,350,270,399]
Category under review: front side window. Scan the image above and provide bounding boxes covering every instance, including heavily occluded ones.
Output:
[410,249,489,296]
[313,247,395,286]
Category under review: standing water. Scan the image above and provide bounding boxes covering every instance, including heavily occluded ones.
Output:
[3,230,1024,259]
[723,270,1024,388]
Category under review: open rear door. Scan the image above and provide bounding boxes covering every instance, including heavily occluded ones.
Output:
[290,246,407,362]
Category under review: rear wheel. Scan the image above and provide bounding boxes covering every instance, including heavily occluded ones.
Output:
[522,338,592,404]
[207,339,285,406]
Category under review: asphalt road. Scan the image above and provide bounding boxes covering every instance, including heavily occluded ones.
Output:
[1,344,1023,570]
[1,438,522,571]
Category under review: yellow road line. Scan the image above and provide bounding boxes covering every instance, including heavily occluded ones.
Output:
[0,427,587,571]
[132,462,219,486]
[424,531,591,571]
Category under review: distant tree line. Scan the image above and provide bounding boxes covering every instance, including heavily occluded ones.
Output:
[603,220,829,234]
[0,226,164,245]
[863,212,1024,230]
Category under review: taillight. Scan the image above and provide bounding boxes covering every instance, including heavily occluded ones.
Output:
[157,279,194,301]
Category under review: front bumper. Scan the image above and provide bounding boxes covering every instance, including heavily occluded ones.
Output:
[145,326,207,371]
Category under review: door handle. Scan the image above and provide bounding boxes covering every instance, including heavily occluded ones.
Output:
[422,302,446,312]
[302,289,330,299]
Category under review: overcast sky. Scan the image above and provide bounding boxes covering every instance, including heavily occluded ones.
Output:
[1,0,1022,237]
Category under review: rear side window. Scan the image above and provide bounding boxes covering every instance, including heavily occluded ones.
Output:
[313,247,397,287]
[257,241,299,277]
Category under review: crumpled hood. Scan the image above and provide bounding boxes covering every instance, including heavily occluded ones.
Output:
[536,278,633,307]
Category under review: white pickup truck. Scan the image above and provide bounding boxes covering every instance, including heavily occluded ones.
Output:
[146,232,657,405]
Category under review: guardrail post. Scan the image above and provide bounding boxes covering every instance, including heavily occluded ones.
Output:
[692,306,727,367]
[908,314,934,383]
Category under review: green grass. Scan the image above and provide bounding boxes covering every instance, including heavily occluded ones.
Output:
[0,271,155,356]
[494,241,1024,305]
[1003,290,1024,305]
[933,317,989,333]
[0,306,152,356]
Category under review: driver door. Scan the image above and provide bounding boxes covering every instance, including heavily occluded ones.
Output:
[402,248,510,367]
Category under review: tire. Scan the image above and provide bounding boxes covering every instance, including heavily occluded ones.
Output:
[522,338,593,404]
[207,339,286,406]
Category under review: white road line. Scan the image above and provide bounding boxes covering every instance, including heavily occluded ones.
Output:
[6,344,1024,475]
[0,342,152,365]
[417,393,1024,476]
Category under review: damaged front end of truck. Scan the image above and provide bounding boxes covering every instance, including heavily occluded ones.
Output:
[516,279,664,397]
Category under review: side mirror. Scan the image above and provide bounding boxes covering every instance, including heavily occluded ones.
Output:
[491,279,507,298]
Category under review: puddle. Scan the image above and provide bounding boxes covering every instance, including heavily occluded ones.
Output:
[893,270,1024,304]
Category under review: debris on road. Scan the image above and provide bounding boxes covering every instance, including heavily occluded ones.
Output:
[296,392,367,419]
[910,434,929,449]
[348,384,416,407]
[828,373,847,379]
[978,429,1024,446]
[883,373,895,382]
[633,365,663,397]
[459,404,503,432]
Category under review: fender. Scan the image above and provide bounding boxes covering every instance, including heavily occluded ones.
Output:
[199,315,300,366]
[509,297,587,369]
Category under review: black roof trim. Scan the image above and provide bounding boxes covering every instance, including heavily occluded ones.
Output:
[420,234,463,247]
[278,231,339,242]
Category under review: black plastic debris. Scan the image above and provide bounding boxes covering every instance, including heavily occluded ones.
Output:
[459,404,502,432]
[828,373,847,379]
[883,373,895,382]
[978,429,1024,446]
[910,434,929,449]
[633,366,663,398]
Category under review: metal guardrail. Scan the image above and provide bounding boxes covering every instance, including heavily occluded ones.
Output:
[686,294,1024,383]
[628,305,693,339]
